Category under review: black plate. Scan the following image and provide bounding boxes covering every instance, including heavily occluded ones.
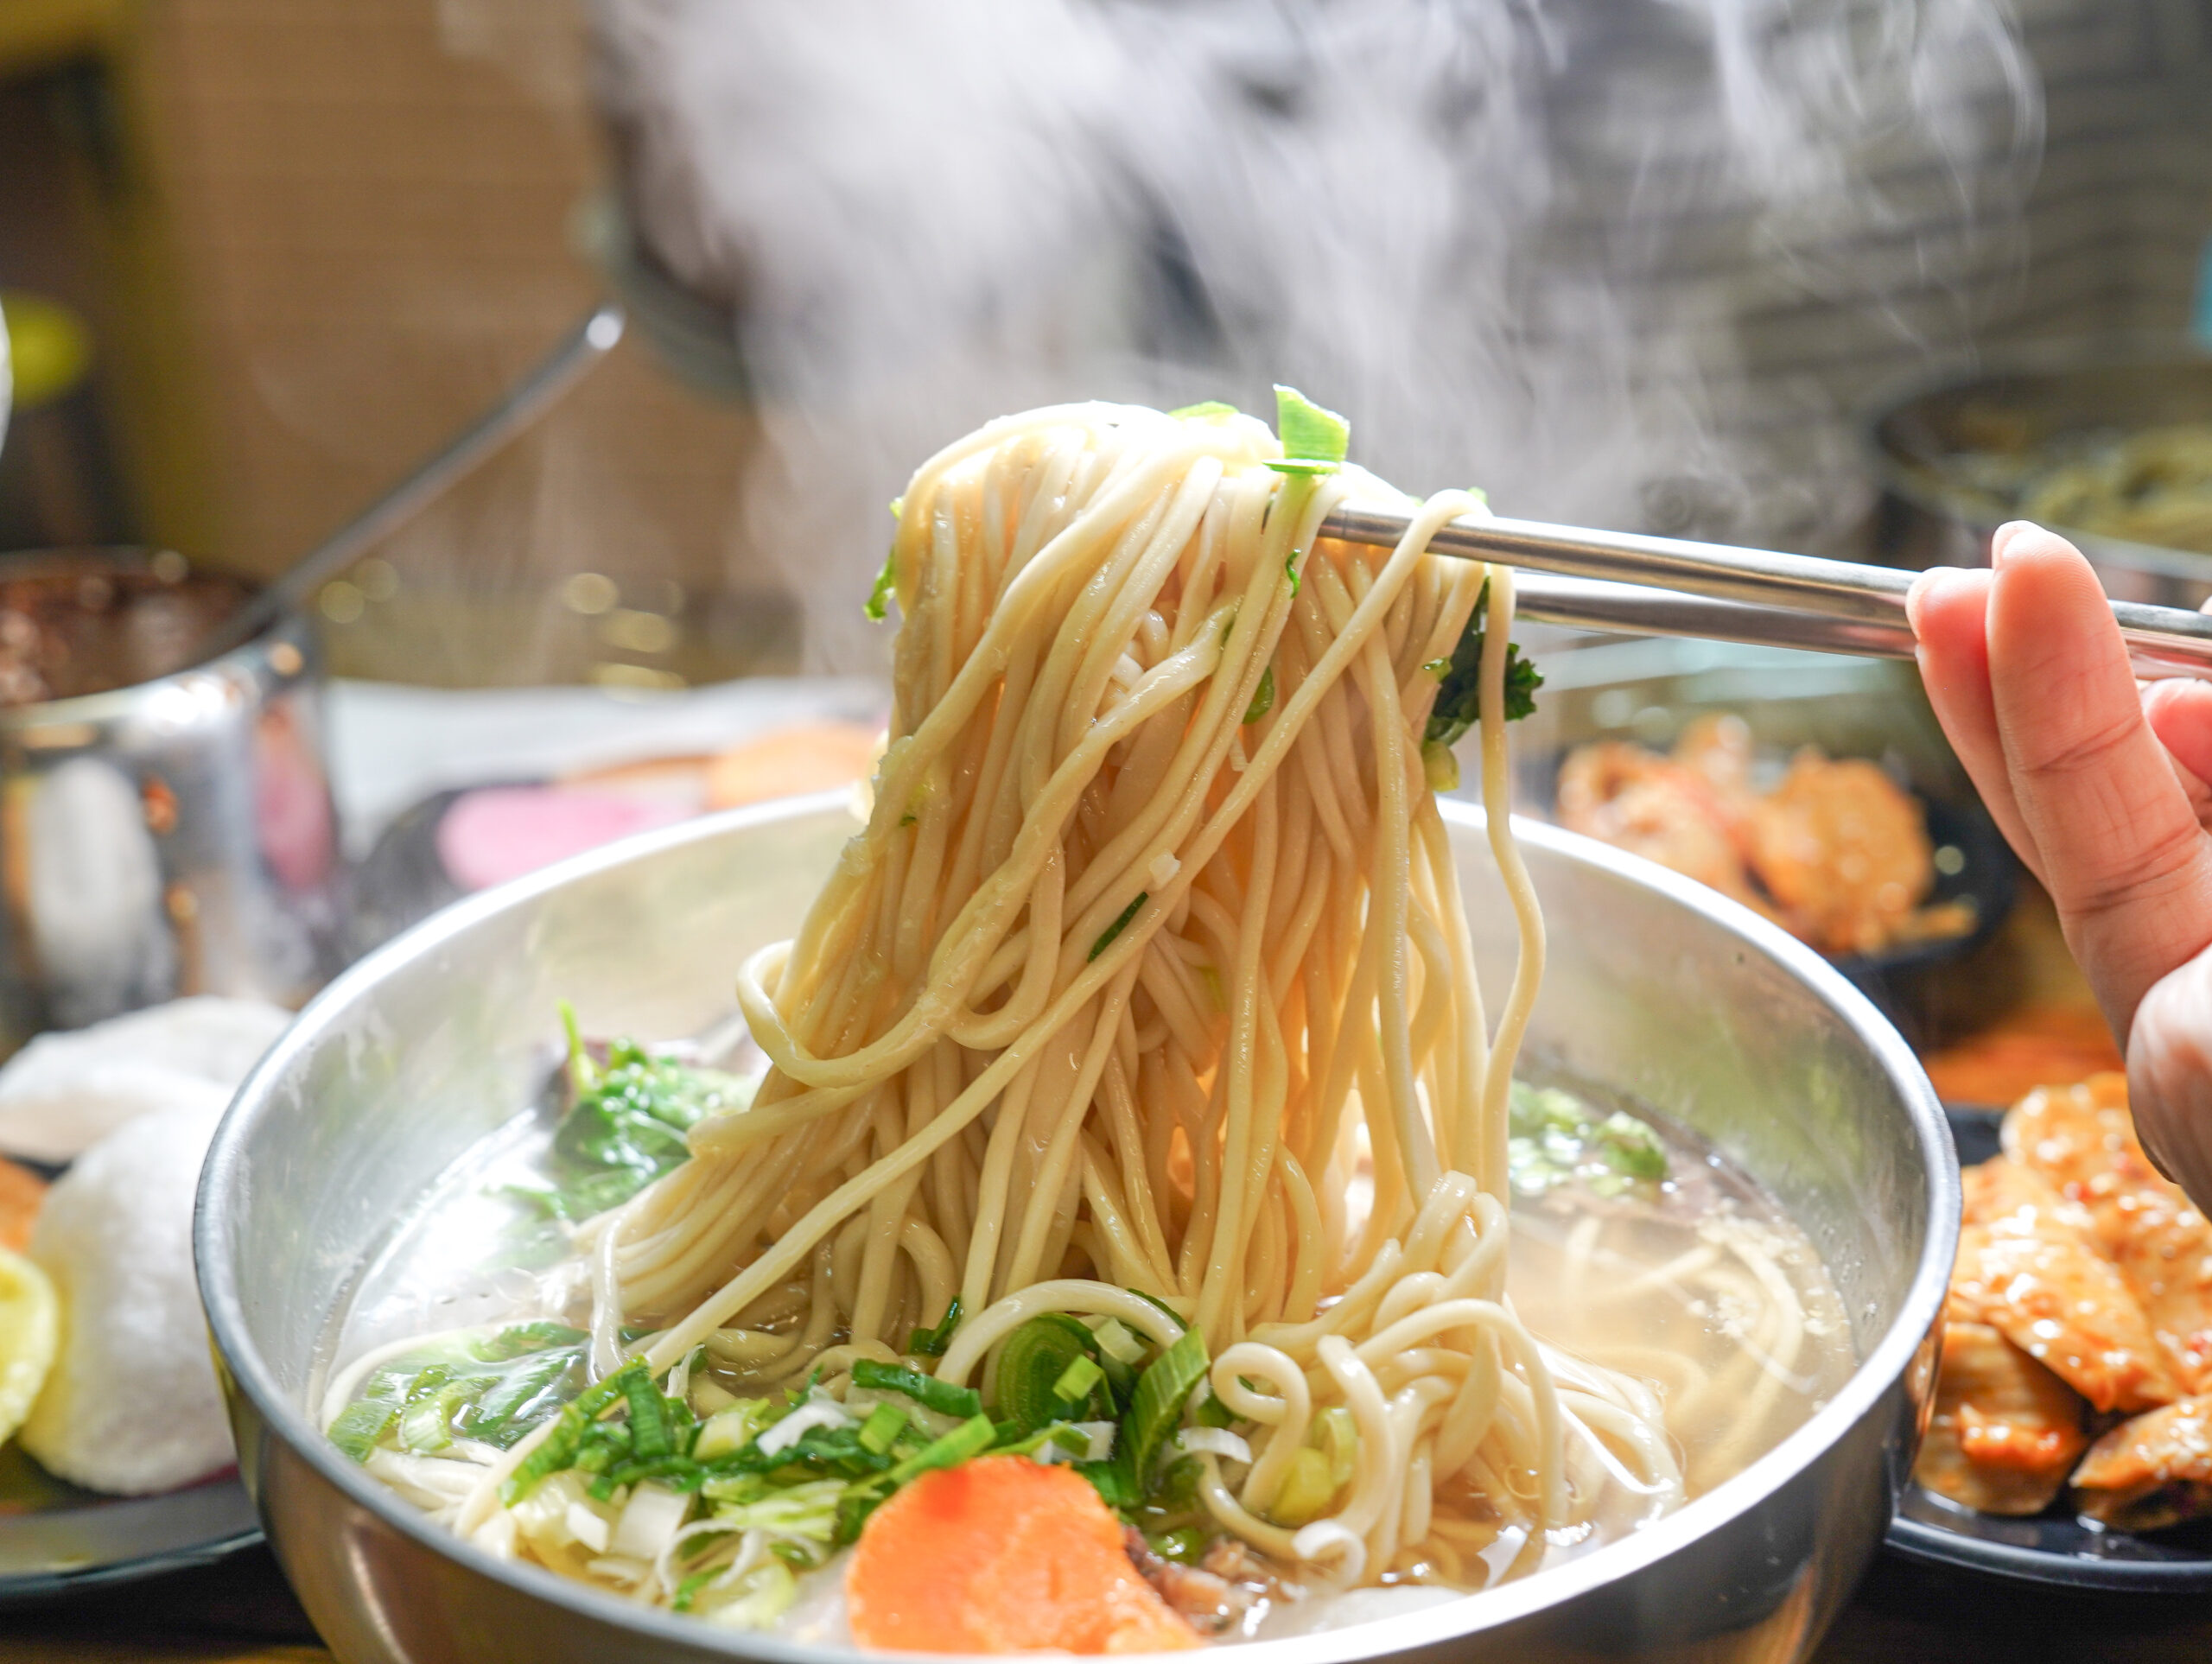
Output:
[1879,1108,2212,1591]
[0,1445,261,1607]
[1827,797,2015,986]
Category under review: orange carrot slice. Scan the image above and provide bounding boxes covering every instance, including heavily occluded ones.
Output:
[846,1455,1199,1654]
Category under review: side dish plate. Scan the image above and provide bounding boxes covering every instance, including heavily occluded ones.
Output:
[1881,1109,2212,1592]
[0,1451,259,1604]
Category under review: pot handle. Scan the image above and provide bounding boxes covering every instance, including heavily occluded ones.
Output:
[191,302,627,666]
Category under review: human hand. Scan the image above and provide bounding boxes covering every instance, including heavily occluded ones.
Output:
[1909,522,2212,1206]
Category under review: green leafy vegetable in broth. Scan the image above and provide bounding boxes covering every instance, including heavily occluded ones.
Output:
[328,1323,589,1462]
[512,1008,754,1223]
[1507,1082,1669,1198]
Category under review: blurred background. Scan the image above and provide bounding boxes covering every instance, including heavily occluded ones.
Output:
[0,0,2204,685]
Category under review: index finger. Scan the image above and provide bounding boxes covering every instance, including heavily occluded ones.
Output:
[1985,524,2212,1037]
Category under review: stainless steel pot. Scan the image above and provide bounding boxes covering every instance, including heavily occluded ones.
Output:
[1866,340,2212,607]
[0,549,340,1046]
[197,795,1955,1664]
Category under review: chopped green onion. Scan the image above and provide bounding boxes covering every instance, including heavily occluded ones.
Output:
[1149,1527,1213,1564]
[1124,1324,1209,1483]
[1268,1445,1337,1527]
[1596,1111,1668,1180]
[996,1314,1108,1432]
[907,1297,962,1358]
[695,1399,775,1462]
[1154,1454,1203,1508]
[1243,664,1275,725]
[501,1358,647,1503]
[865,546,898,623]
[991,1420,1090,1462]
[885,1413,996,1486]
[1316,1405,1358,1488]
[1091,1318,1146,1367]
[1170,401,1238,420]
[624,1368,675,1459]
[850,1358,983,1421]
[1192,1388,1234,1430]
[397,1375,466,1453]
[857,1402,908,1455]
[1088,893,1147,962]
[1052,1355,1105,1404]
[1272,386,1349,468]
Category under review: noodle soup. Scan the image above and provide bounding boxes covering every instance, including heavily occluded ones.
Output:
[312,397,1855,1650]
[323,1053,1853,1641]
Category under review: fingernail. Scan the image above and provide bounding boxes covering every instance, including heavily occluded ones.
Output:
[1990,521,2026,568]
[1905,565,1965,632]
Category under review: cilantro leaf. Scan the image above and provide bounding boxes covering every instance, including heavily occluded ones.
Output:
[1423,585,1541,753]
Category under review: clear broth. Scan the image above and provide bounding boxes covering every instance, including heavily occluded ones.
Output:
[320,1051,1857,1631]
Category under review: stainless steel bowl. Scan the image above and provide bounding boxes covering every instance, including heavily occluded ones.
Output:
[0,549,341,1046]
[1866,340,2212,607]
[198,794,1955,1664]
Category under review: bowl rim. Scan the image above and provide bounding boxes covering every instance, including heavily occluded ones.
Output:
[197,791,1957,1662]
[1859,335,2212,581]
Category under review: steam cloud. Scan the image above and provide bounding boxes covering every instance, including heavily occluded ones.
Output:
[594,0,2043,671]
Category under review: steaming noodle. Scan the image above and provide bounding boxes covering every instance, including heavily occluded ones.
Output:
[326,401,1850,1640]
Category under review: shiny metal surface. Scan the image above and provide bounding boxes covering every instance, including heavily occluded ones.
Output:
[0,550,340,1046]
[1510,573,1920,662]
[1325,505,2212,682]
[1866,340,2212,611]
[199,795,1955,1664]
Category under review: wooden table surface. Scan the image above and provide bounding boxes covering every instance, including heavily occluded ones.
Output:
[9,885,2189,1661]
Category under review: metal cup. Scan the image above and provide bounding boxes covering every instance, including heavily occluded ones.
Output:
[0,549,341,1047]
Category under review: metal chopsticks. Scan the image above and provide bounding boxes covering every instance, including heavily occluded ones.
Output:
[1319,506,2212,683]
